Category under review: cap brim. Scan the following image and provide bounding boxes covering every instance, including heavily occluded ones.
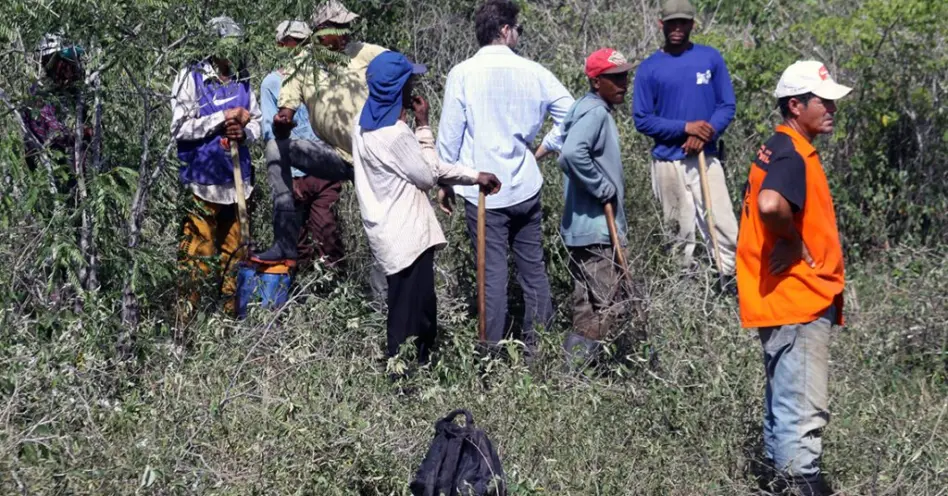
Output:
[277,30,313,42]
[812,81,852,100]
[411,63,428,75]
[662,13,694,21]
[317,12,359,26]
[600,62,634,75]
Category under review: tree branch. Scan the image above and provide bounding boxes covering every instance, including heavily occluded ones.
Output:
[0,87,58,196]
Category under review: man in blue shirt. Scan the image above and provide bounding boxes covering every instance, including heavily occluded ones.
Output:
[437,0,574,351]
[260,21,345,271]
[632,0,739,284]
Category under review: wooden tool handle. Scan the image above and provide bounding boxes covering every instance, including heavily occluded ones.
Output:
[697,150,725,280]
[477,190,487,343]
[230,141,250,260]
[604,202,631,283]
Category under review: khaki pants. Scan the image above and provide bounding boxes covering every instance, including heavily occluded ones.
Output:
[651,155,738,275]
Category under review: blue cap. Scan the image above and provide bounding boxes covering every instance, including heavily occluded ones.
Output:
[359,51,427,131]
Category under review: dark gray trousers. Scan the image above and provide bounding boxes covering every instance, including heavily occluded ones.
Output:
[265,138,351,217]
[464,193,554,345]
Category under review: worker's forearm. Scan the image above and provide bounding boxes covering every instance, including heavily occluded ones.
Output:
[760,209,800,241]
[535,145,551,161]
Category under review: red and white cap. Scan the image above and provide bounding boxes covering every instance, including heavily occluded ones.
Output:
[774,60,852,100]
[585,48,635,78]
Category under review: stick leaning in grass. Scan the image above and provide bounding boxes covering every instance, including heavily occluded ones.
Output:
[230,140,250,261]
[604,201,632,285]
[477,189,487,343]
[697,150,725,285]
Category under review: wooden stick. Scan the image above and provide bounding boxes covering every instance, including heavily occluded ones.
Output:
[477,189,487,343]
[230,141,250,260]
[697,150,725,283]
[604,202,632,284]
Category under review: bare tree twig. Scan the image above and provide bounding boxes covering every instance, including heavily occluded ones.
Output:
[72,66,99,295]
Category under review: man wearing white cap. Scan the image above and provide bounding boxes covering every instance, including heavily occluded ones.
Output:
[736,60,852,496]
[260,20,346,273]
[254,0,388,271]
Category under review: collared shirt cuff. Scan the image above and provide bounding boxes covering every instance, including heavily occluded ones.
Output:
[541,129,565,153]
[415,125,434,144]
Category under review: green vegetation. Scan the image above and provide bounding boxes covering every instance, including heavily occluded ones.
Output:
[1,0,945,494]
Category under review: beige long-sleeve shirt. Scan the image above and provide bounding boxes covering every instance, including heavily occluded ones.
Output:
[170,62,262,204]
[278,42,388,163]
[353,121,480,275]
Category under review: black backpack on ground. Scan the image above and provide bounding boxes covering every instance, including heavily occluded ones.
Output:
[409,409,507,496]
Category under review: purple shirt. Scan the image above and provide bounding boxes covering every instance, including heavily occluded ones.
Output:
[24,82,74,154]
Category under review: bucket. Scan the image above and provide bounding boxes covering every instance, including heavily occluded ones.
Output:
[235,262,293,319]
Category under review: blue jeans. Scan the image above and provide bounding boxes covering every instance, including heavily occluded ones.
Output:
[759,305,835,478]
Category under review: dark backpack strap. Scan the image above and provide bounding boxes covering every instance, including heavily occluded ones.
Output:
[418,433,446,496]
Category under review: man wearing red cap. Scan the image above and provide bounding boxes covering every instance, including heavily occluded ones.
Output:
[558,48,639,365]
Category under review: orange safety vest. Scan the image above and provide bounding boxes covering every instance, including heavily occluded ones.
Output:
[736,124,844,328]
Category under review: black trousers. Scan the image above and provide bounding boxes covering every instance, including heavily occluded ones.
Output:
[386,247,436,361]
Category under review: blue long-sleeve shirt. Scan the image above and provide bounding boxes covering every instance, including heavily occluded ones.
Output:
[632,43,736,161]
[260,70,319,177]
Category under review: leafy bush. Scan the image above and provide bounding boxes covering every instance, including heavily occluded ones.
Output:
[0,0,945,494]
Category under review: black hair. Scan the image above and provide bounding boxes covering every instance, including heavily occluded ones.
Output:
[474,0,520,47]
[778,92,816,119]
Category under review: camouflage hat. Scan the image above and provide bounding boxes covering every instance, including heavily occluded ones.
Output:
[208,16,243,38]
[37,33,84,65]
[37,33,64,57]
[311,0,360,27]
[276,20,313,42]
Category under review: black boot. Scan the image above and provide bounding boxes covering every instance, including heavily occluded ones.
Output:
[765,471,834,496]
[791,474,834,496]
[754,458,776,494]
[252,208,300,266]
[563,333,601,370]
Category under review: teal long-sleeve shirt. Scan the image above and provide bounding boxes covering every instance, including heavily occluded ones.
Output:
[558,92,627,248]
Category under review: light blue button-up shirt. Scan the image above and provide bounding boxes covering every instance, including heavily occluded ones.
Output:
[260,70,319,178]
[437,45,575,209]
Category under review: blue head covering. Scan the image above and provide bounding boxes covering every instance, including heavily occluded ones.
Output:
[359,51,427,131]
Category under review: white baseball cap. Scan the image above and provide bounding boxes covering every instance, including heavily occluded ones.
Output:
[37,33,63,57]
[774,60,852,100]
